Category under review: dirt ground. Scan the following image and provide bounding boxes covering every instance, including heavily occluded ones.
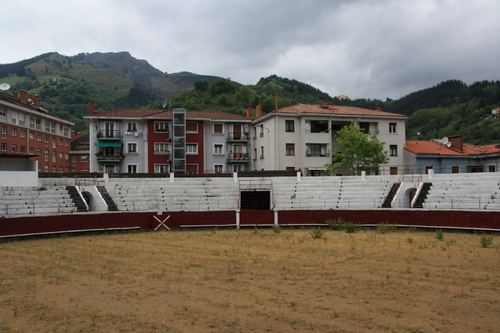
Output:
[0,228,498,333]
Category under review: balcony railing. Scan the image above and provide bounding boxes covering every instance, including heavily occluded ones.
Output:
[97,130,122,140]
[96,154,124,162]
[227,152,250,162]
[227,132,250,141]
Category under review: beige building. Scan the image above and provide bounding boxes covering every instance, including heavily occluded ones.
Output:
[251,103,407,176]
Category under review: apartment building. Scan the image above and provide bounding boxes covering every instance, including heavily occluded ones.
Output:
[84,106,252,173]
[251,103,408,175]
[0,91,74,173]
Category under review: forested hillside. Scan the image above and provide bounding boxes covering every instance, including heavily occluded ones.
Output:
[1,52,499,144]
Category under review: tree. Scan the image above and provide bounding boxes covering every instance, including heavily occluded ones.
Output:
[325,121,389,175]
[194,79,209,93]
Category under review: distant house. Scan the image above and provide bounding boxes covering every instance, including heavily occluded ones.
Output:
[84,105,252,174]
[0,90,74,173]
[404,135,500,174]
[69,134,90,173]
[251,101,408,176]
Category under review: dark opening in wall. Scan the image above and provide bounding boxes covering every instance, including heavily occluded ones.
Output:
[241,191,270,210]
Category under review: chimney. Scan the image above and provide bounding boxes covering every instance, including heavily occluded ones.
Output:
[275,94,279,111]
[13,92,19,99]
[19,90,28,105]
[90,101,99,115]
[34,95,40,107]
[256,103,262,118]
[246,104,253,119]
[320,98,324,108]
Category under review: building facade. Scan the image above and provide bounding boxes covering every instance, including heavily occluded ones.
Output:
[84,107,252,173]
[404,135,500,174]
[0,91,74,173]
[251,103,407,175]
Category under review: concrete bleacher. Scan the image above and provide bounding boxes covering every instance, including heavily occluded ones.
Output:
[3,172,498,217]
[103,177,239,212]
[0,186,78,217]
[423,173,500,210]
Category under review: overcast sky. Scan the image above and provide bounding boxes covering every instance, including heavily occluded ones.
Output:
[2,0,499,100]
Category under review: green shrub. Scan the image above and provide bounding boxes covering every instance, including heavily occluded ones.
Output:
[407,237,414,244]
[271,225,282,234]
[344,222,359,233]
[376,223,397,234]
[326,218,346,230]
[435,229,444,241]
[309,227,325,239]
[479,235,494,248]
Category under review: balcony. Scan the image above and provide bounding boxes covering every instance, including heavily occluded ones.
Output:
[227,132,250,142]
[97,130,122,140]
[96,153,124,163]
[227,152,250,163]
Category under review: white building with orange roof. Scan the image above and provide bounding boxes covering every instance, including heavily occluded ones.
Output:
[250,102,408,175]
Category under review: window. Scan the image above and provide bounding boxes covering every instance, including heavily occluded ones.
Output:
[44,150,49,162]
[81,156,88,162]
[390,167,398,175]
[11,144,17,153]
[286,143,295,156]
[59,138,64,145]
[37,133,41,141]
[154,142,170,154]
[127,143,138,153]
[306,144,328,157]
[488,165,496,172]
[20,130,25,138]
[29,147,34,154]
[60,125,69,137]
[36,149,41,156]
[126,122,138,132]
[389,123,397,134]
[29,132,34,140]
[1,126,6,139]
[30,117,41,130]
[154,121,169,132]
[65,154,69,160]
[390,145,398,156]
[0,108,5,122]
[11,128,17,136]
[260,146,264,159]
[451,166,459,173]
[59,152,63,160]
[308,120,329,133]
[214,165,224,173]
[127,164,138,173]
[52,166,56,173]
[186,164,198,174]
[52,137,57,148]
[71,156,77,167]
[285,120,295,132]
[359,122,370,134]
[52,152,57,162]
[213,144,223,155]
[20,146,26,153]
[186,143,198,154]
[45,121,56,134]
[11,112,25,126]
[44,165,48,172]
[155,164,170,173]
[186,122,198,133]
[0,143,6,154]
[45,136,49,147]
[213,123,223,134]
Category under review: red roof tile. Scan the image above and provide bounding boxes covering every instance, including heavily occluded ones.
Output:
[86,109,251,121]
[270,104,407,118]
[405,140,500,156]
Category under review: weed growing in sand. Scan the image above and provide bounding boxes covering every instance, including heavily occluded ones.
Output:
[479,235,494,248]
[435,229,444,241]
[272,225,282,234]
[309,227,325,239]
[326,218,346,230]
[344,222,359,233]
[375,223,397,234]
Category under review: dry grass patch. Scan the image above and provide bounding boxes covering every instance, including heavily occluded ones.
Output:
[0,229,498,332]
